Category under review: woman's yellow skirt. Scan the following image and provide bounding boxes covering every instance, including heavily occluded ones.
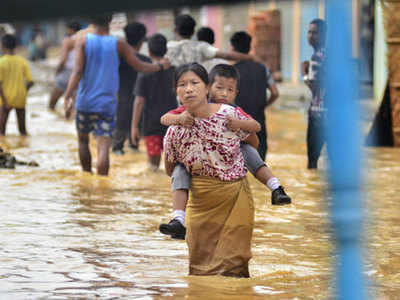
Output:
[186,176,254,277]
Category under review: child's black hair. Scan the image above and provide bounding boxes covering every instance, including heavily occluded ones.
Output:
[124,22,147,47]
[148,33,167,58]
[197,27,214,45]
[230,31,252,54]
[2,34,17,50]
[174,14,196,38]
[209,64,240,87]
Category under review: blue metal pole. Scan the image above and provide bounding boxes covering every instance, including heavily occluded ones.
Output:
[325,1,366,299]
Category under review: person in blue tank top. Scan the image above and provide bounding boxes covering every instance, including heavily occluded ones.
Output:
[63,15,170,176]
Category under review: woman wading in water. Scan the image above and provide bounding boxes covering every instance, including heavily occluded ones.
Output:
[163,63,258,277]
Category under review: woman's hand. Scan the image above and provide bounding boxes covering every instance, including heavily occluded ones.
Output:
[179,111,195,128]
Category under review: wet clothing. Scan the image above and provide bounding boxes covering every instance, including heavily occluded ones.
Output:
[307,113,325,169]
[76,33,119,117]
[65,48,75,70]
[164,103,254,277]
[167,104,265,191]
[54,46,75,92]
[240,143,265,174]
[75,111,115,137]
[306,47,326,168]
[308,48,326,116]
[144,135,164,157]
[54,68,72,92]
[166,39,218,67]
[171,163,191,191]
[0,54,33,108]
[186,175,254,277]
[134,67,177,137]
[234,60,274,160]
[164,104,250,181]
[171,143,265,192]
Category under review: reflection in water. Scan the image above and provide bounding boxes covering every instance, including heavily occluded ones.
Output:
[0,93,398,299]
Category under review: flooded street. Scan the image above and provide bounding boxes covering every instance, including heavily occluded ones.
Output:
[1,78,399,299]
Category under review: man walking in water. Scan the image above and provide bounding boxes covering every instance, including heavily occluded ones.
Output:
[301,19,326,169]
[48,21,81,110]
[63,15,169,176]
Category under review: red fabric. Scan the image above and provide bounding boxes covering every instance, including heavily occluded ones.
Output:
[235,106,252,119]
[168,105,186,115]
[144,135,164,156]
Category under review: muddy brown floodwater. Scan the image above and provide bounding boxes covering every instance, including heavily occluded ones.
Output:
[0,87,399,299]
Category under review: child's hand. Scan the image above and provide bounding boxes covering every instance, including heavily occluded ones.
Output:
[179,111,195,128]
[226,116,241,132]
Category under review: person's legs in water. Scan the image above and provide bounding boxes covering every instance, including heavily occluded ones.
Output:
[159,163,189,239]
[96,135,112,175]
[15,108,27,136]
[241,143,291,205]
[78,132,92,173]
[49,69,71,110]
[306,113,325,169]
[76,112,94,173]
[93,113,115,176]
[112,96,130,154]
[0,105,11,136]
[48,87,64,110]
[144,135,164,170]
[112,128,127,155]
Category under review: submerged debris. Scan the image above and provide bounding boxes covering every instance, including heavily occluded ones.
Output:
[0,147,39,169]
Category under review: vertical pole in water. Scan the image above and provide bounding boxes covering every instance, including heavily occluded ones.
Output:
[325,1,366,299]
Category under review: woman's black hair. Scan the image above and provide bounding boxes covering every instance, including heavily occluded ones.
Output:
[173,63,209,91]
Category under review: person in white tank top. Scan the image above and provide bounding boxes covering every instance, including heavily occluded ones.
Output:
[48,21,81,110]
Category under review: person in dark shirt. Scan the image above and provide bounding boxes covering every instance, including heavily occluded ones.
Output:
[301,19,326,169]
[112,22,152,155]
[231,31,279,161]
[131,33,177,170]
